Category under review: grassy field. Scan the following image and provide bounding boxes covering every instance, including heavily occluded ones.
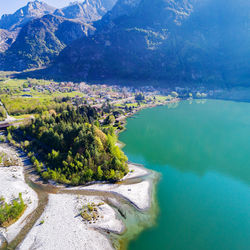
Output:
[0,79,26,89]
[0,77,83,116]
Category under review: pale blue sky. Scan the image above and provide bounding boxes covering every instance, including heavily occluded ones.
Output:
[0,0,78,17]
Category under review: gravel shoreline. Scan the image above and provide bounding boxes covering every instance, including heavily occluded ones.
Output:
[0,143,155,250]
[0,145,38,246]
[18,194,123,250]
[68,165,152,211]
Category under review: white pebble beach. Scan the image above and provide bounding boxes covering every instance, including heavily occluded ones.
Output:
[0,145,38,245]
[18,194,123,250]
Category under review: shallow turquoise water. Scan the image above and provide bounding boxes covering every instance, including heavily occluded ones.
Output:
[119,100,250,250]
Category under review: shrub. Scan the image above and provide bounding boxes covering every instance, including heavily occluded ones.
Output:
[0,193,26,227]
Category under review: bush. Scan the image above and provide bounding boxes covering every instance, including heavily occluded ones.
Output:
[0,193,26,227]
[0,106,6,121]
[42,171,49,180]
[0,135,5,142]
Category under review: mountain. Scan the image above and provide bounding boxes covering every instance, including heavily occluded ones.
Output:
[0,1,55,31]
[47,0,250,87]
[0,29,19,52]
[0,1,56,56]
[0,14,94,71]
[53,0,117,23]
[0,0,118,71]
[45,0,196,82]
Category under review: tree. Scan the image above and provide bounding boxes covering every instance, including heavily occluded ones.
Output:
[97,166,103,180]
[104,115,115,125]
[23,82,29,88]
[135,93,145,101]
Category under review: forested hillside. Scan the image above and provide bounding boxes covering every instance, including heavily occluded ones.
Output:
[0,0,117,71]
[46,0,250,87]
[1,0,249,88]
[10,105,128,185]
[0,14,94,71]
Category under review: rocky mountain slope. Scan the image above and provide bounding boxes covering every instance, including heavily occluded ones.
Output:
[0,29,19,52]
[48,0,250,87]
[0,14,94,71]
[0,0,118,71]
[53,0,117,22]
[0,1,55,31]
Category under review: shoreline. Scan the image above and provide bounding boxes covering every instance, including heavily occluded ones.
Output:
[65,164,153,211]
[0,144,38,247]
[115,97,180,136]
[18,194,123,250]
[0,99,165,249]
[0,141,158,250]
[18,163,156,250]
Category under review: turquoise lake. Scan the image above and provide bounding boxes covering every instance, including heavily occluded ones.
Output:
[119,99,250,250]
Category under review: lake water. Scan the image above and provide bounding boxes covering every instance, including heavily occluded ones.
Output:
[119,100,250,250]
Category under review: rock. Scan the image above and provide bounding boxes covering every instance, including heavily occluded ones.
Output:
[0,1,55,30]
[53,0,117,23]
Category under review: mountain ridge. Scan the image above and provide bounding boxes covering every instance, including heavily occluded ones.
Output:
[45,0,250,87]
[0,0,118,71]
[53,0,117,23]
[1,0,250,89]
[0,14,94,71]
[0,1,55,30]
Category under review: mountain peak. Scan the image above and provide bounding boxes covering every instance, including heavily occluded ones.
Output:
[0,1,55,30]
[0,13,93,71]
[19,1,55,16]
[53,0,117,23]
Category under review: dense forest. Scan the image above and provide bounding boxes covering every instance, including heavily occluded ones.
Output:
[10,105,128,185]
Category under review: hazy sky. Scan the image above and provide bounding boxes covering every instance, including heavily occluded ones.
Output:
[0,0,77,17]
